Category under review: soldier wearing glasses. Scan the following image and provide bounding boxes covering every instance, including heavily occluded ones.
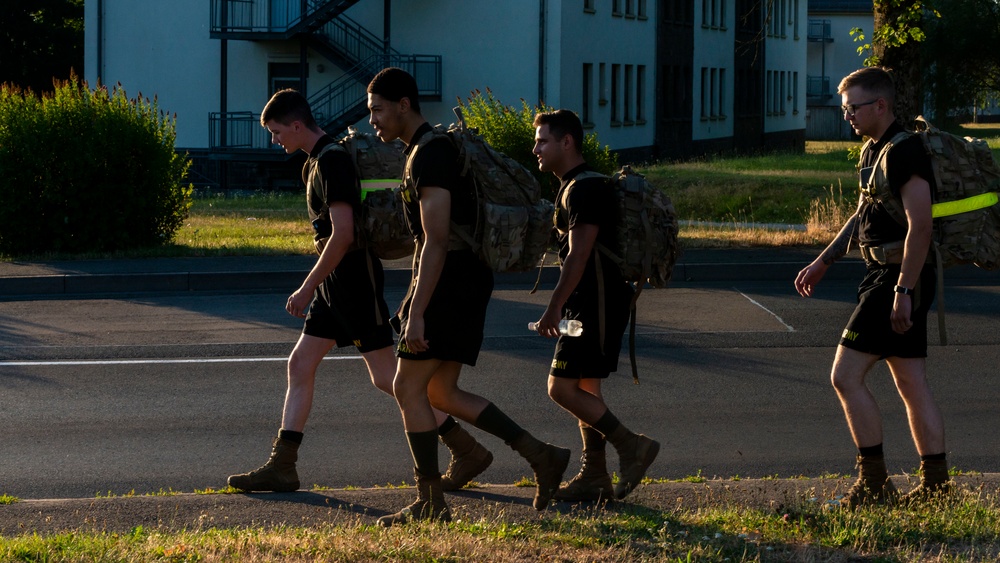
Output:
[794,67,949,508]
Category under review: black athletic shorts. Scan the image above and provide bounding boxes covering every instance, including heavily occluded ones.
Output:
[839,262,936,359]
[303,248,394,353]
[396,249,494,366]
[549,281,633,379]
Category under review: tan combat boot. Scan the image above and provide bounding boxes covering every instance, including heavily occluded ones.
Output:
[840,454,898,509]
[440,424,493,491]
[510,432,571,510]
[227,436,300,492]
[377,471,452,528]
[901,458,951,504]
[554,449,614,502]
[612,434,660,499]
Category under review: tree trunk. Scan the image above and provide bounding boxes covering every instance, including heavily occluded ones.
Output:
[873,1,923,128]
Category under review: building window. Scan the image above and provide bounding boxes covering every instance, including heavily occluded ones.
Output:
[599,63,607,105]
[701,66,726,120]
[792,71,799,114]
[636,64,646,122]
[781,0,788,37]
[613,0,623,16]
[718,68,726,118]
[583,63,594,125]
[711,68,718,118]
[781,71,788,115]
[624,65,633,123]
[793,0,800,38]
[703,0,727,29]
[700,67,709,119]
[625,0,635,17]
[584,0,595,13]
[766,70,784,115]
[611,64,621,124]
[638,0,648,19]
[767,2,778,36]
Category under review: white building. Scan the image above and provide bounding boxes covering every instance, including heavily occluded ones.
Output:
[85,0,809,189]
[805,0,872,139]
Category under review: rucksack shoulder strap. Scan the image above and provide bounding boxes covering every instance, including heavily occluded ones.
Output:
[863,131,913,227]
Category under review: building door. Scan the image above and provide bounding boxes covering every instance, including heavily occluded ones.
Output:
[269,62,303,96]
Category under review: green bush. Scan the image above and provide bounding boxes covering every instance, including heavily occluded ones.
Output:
[458,89,617,201]
[0,76,192,255]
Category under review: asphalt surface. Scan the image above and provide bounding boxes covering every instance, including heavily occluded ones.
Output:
[2,247,998,536]
[0,247,993,298]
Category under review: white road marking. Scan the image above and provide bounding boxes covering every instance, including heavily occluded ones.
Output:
[0,356,362,367]
[734,288,795,332]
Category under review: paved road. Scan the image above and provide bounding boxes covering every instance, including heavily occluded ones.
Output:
[2,269,999,500]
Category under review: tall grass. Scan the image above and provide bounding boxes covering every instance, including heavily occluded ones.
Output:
[3,486,999,561]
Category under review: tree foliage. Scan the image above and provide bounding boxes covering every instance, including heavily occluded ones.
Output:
[0,77,192,256]
[0,0,84,93]
[458,89,618,202]
[850,0,940,127]
[923,0,1000,122]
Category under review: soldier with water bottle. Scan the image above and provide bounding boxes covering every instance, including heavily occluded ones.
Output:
[530,109,660,502]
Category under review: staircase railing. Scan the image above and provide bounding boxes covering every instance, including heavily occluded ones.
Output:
[210,0,357,35]
[309,13,400,69]
[309,54,441,133]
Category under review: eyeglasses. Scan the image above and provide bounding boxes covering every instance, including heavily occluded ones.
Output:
[841,99,879,117]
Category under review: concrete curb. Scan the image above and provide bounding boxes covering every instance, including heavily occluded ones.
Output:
[0,250,994,298]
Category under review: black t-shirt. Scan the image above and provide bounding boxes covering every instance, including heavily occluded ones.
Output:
[857,122,935,246]
[303,135,361,236]
[555,164,625,293]
[401,123,476,239]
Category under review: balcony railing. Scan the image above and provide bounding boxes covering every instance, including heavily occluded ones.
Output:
[807,19,833,42]
[210,0,357,35]
[807,75,831,99]
[209,112,273,150]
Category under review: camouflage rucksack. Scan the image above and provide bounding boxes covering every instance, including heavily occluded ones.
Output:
[404,108,554,273]
[313,129,413,260]
[567,166,680,288]
[864,116,1000,270]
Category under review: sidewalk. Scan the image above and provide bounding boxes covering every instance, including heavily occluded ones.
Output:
[0,247,991,298]
[3,474,999,535]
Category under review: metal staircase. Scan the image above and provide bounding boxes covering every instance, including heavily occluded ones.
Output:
[209,0,440,151]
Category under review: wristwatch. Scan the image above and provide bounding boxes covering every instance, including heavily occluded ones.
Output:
[893,284,914,296]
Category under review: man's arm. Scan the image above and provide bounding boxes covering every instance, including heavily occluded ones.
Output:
[535,223,599,337]
[287,202,354,317]
[404,186,451,352]
[794,194,862,297]
[891,174,933,333]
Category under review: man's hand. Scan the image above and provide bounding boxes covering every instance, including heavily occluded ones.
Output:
[286,287,312,318]
[794,259,829,298]
[891,293,913,334]
[534,307,563,338]
[403,315,429,352]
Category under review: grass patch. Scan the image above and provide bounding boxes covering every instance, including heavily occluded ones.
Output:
[5,127,1000,262]
[3,489,999,561]
[644,141,858,226]
[0,494,19,505]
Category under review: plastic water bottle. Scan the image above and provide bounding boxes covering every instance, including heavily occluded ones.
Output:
[527,319,583,337]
